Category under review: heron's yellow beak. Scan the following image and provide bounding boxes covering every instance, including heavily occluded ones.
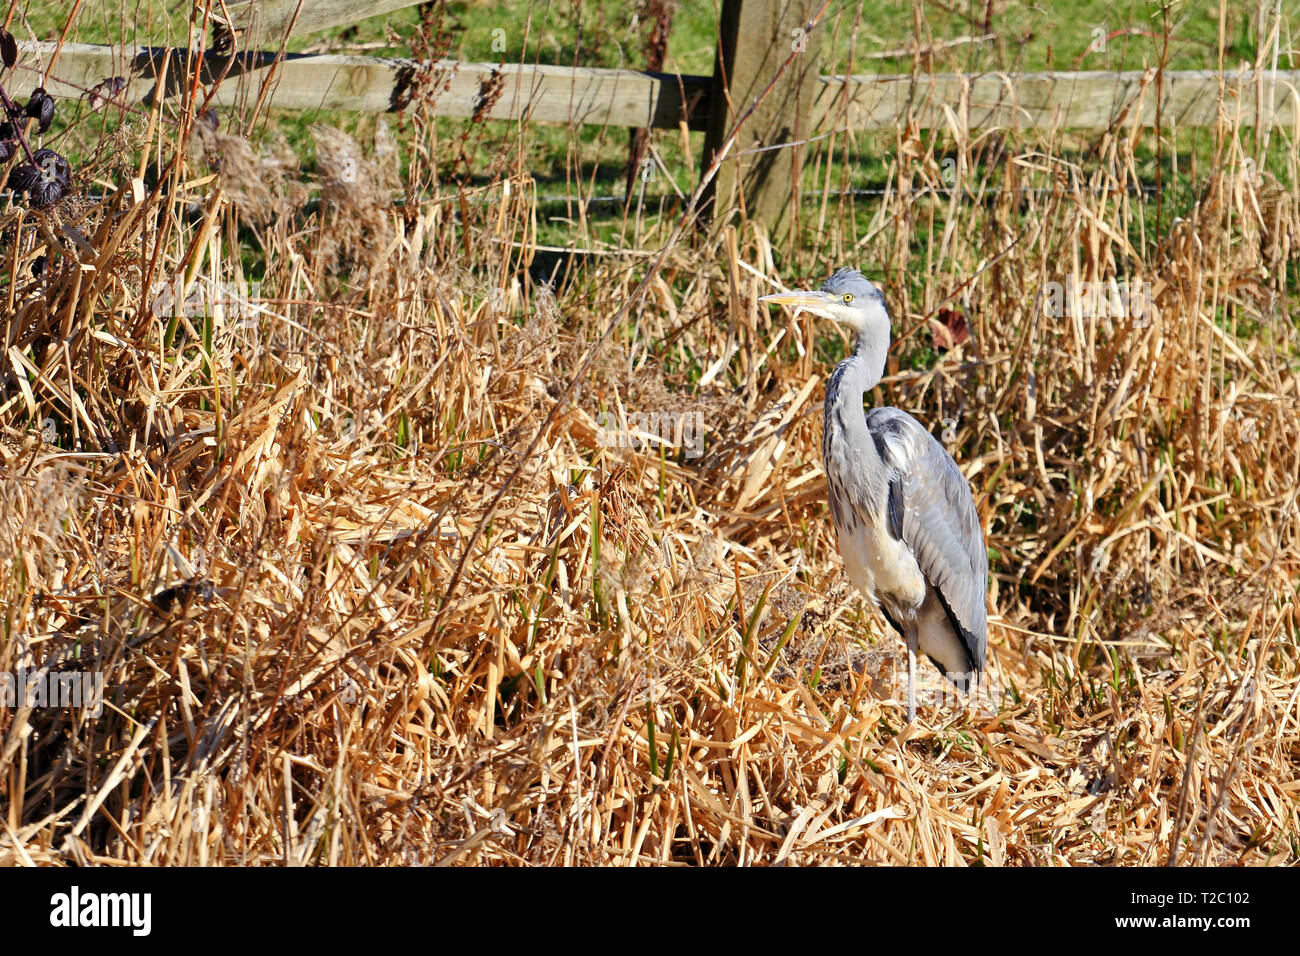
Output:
[758,289,836,309]
[758,290,842,322]
[759,290,832,304]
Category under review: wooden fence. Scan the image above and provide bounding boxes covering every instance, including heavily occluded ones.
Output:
[9,0,1298,235]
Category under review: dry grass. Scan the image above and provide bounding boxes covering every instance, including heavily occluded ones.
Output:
[1,30,1298,867]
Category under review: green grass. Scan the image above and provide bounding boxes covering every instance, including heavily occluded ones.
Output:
[14,1,1299,276]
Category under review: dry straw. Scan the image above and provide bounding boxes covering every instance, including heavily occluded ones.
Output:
[0,9,1297,866]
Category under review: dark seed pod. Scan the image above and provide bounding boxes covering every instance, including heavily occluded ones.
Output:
[24,88,55,133]
[28,176,69,207]
[32,148,71,183]
[0,29,16,70]
[0,121,14,140]
[8,163,39,193]
[209,21,234,56]
[0,139,12,163]
[15,149,72,207]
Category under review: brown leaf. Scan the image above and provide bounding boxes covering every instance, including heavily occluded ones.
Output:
[88,75,127,111]
[929,307,970,351]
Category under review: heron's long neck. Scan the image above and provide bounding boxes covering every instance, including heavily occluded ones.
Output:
[823,325,889,476]
[821,321,894,528]
[826,325,887,421]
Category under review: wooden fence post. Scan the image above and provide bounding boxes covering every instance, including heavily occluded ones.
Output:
[700,0,824,243]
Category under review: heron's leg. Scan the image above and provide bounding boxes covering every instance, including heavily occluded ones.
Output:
[905,634,918,723]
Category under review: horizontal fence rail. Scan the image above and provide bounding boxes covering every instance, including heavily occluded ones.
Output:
[815,69,1300,129]
[17,43,712,128]
[14,43,1299,130]
[212,0,427,51]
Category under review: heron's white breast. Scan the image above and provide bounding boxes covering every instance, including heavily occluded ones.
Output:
[834,516,926,613]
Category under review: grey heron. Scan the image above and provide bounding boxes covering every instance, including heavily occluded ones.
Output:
[760,269,987,722]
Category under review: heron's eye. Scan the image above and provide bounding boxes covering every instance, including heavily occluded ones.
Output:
[843,294,853,303]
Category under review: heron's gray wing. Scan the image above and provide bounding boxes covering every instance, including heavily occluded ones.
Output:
[865,407,988,669]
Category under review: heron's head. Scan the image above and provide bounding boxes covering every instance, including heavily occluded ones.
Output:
[758,268,889,338]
